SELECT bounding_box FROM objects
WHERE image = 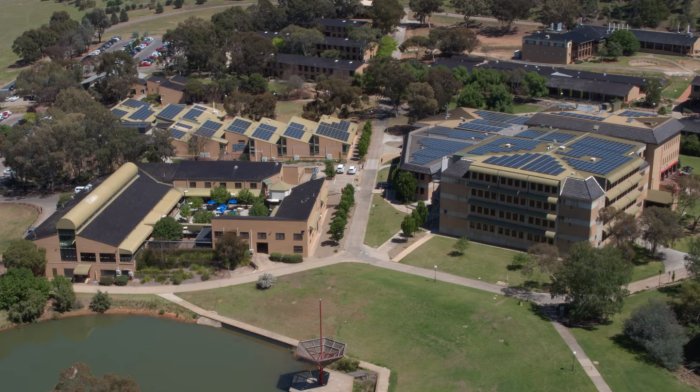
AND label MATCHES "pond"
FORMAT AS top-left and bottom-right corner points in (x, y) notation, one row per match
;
(0, 315), (308, 391)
